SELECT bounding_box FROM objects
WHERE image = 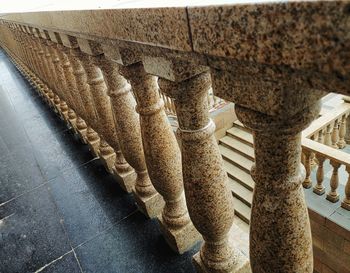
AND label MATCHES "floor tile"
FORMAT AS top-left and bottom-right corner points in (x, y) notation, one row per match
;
(39, 251), (82, 273)
(0, 186), (71, 273)
(48, 160), (137, 247)
(75, 211), (200, 273)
